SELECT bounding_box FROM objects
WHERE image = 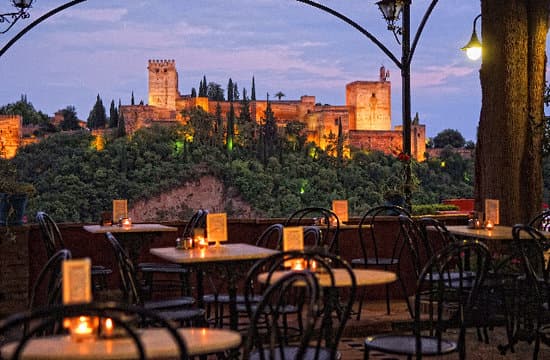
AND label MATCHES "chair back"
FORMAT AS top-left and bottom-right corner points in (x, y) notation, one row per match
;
(243, 249), (356, 359)
(414, 240), (491, 357)
(29, 249), (72, 310)
(357, 205), (411, 266)
(36, 212), (65, 259)
(181, 209), (208, 238)
(284, 207), (340, 254)
(104, 232), (143, 305)
(529, 210), (550, 232)
(0, 302), (189, 360)
(418, 217), (457, 260)
(255, 223), (284, 249)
